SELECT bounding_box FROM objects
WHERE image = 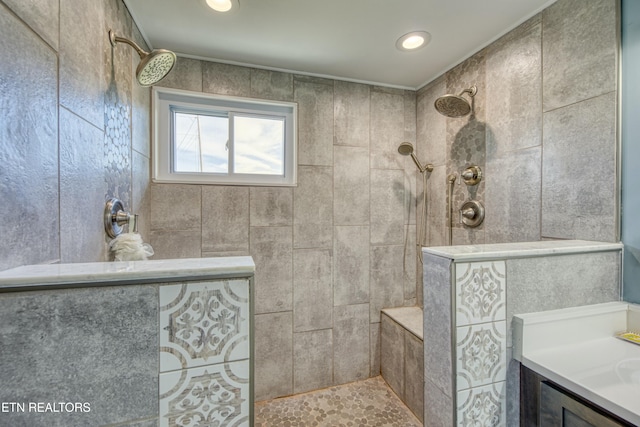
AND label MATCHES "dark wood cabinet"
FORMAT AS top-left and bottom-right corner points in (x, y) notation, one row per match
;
(521, 366), (635, 427)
